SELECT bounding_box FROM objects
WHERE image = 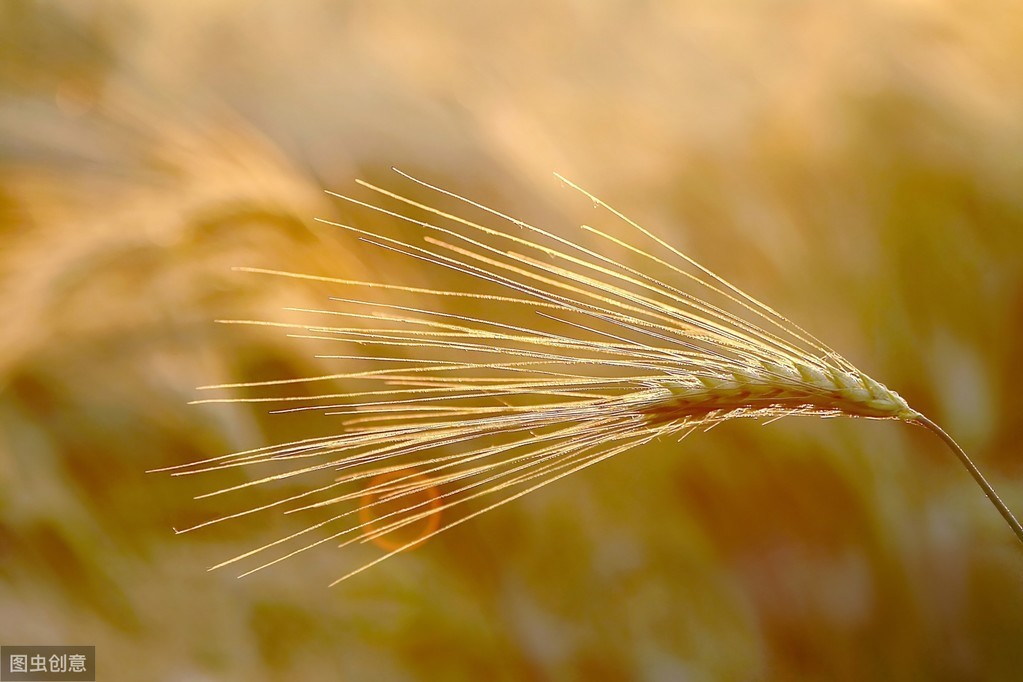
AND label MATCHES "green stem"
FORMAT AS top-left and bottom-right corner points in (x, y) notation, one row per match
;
(914, 415), (1023, 546)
